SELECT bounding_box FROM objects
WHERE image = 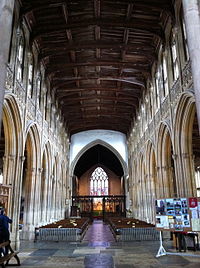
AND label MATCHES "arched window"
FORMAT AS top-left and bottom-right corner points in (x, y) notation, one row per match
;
(180, 9), (189, 61)
(171, 33), (179, 81)
(36, 73), (42, 108)
(27, 53), (33, 97)
(149, 84), (153, 119)
(162, 53), (169, 97)
(90, 167), (108, 196)
(16, 33), (24, 81)
(195, 167), (200, 197)
(155, 68), (161, 109)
